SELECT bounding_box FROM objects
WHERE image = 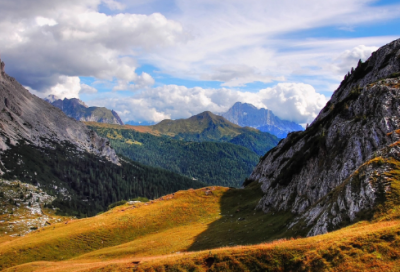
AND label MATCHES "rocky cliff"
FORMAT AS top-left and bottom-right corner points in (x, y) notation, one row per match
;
(0, 59), (119, 164)
(45, 97), (124, 125)
(249, 38), (400, 236)
(222, 102), (303, 138)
